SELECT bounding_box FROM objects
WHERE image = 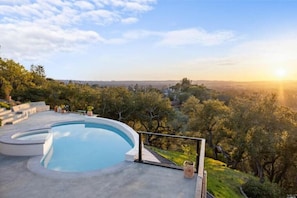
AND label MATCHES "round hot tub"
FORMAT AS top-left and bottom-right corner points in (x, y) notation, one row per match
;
(12, 130), (50, 141)
(0, 129), (53, 156)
